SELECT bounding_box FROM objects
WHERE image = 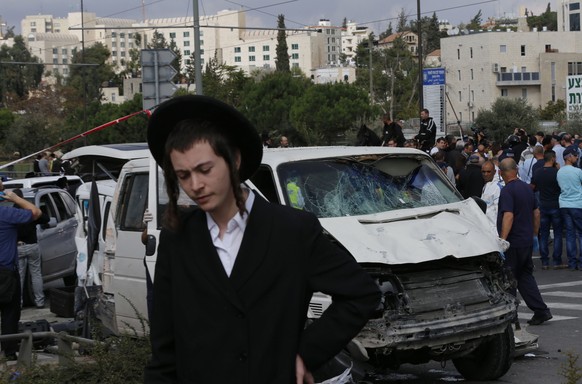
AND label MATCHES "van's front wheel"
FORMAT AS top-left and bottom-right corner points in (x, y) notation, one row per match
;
(452, 324), (514, 381)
